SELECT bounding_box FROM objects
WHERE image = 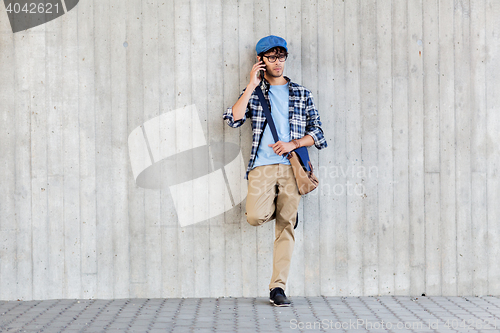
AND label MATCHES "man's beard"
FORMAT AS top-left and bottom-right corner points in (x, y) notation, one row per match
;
(267, 68), (283, 78)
